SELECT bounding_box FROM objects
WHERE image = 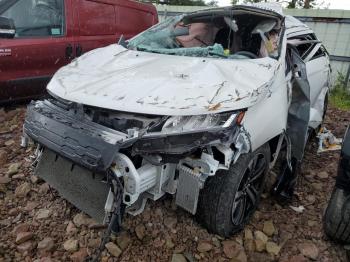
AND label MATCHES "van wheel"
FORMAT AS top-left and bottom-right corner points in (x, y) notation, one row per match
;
(324, 188), (350, 243)
(196, 144), (270, 237)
